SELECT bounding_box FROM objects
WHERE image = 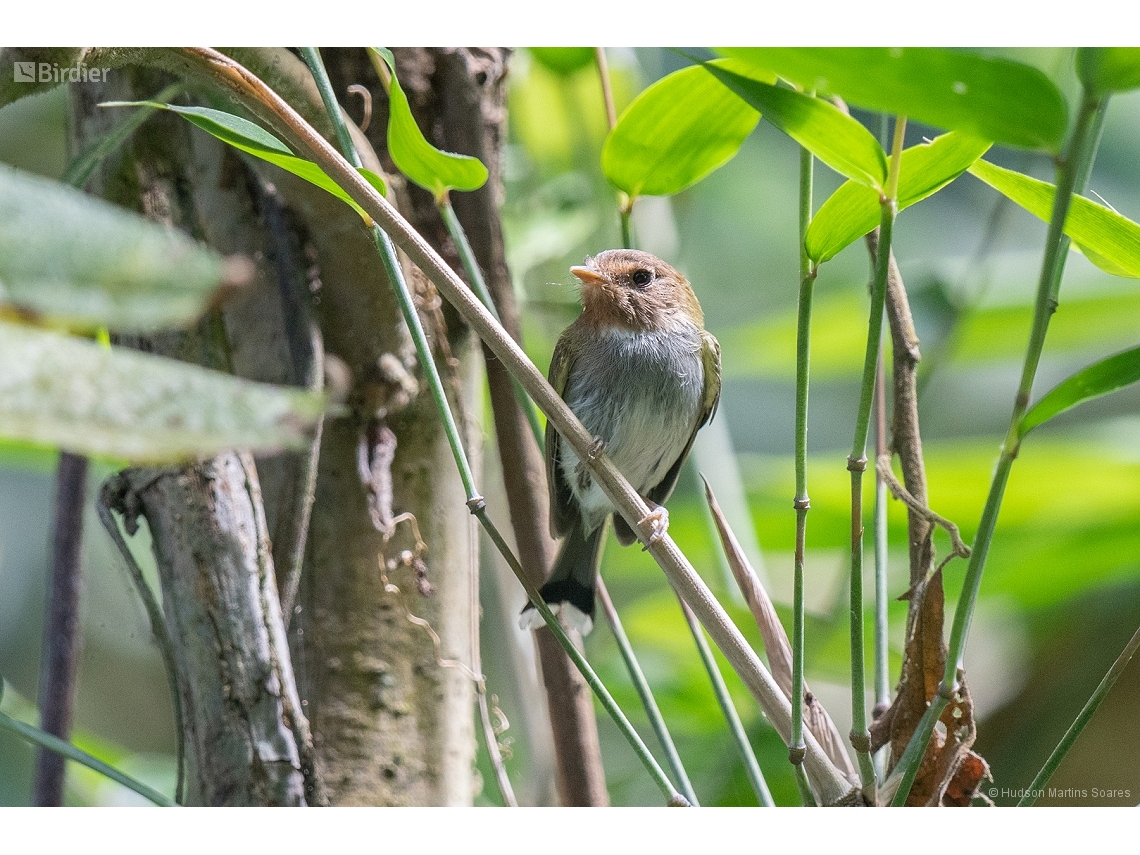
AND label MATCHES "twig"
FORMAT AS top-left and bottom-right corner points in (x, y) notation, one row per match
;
(875, 455), (971, 561)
